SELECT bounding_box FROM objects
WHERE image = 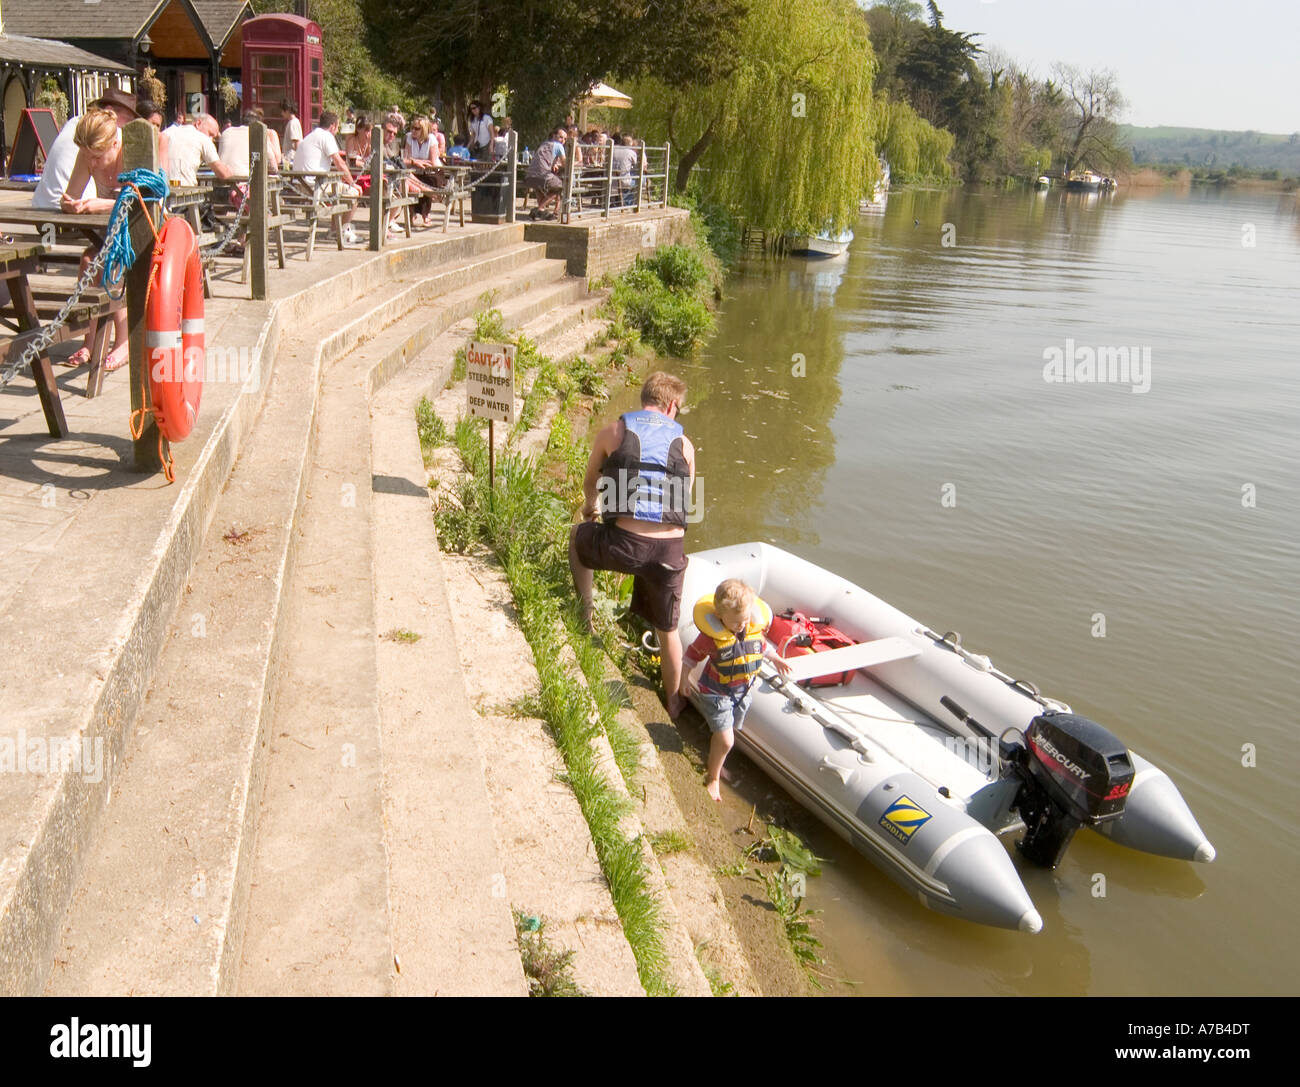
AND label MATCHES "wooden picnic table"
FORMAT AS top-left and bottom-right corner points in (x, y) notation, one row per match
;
(0, 207), (113, 250)
(0, 240), (68, 437)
